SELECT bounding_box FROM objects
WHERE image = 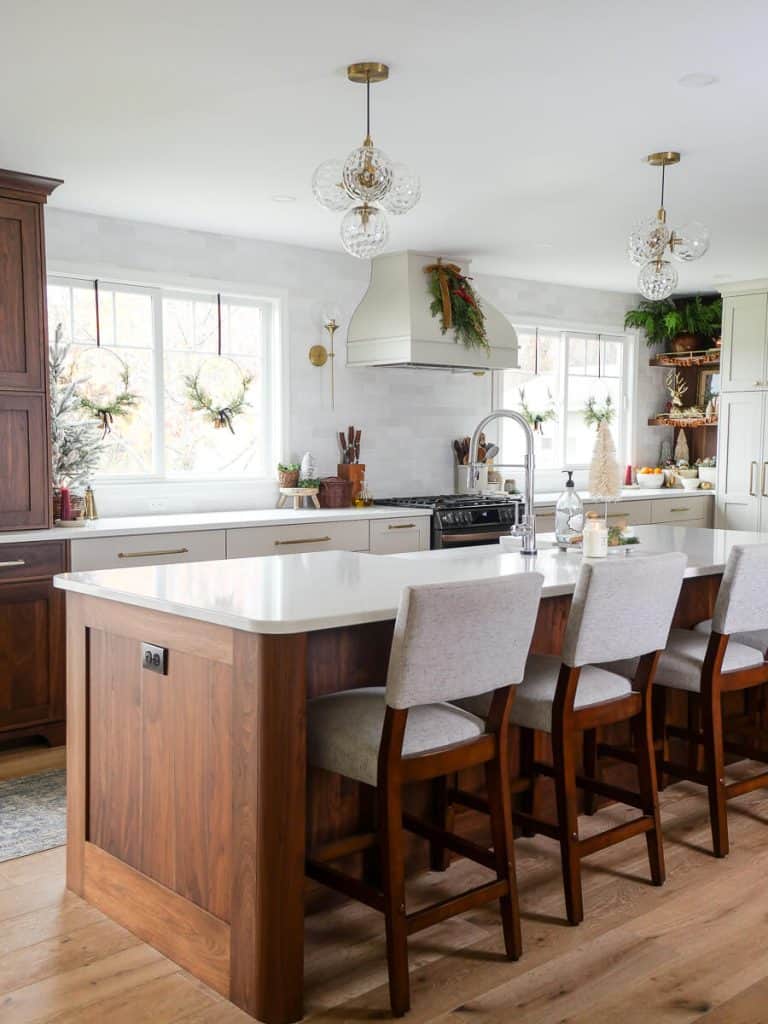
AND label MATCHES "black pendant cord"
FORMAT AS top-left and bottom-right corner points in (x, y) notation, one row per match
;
(217, 292), (222, 357)
(94, 279), (101, 347)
